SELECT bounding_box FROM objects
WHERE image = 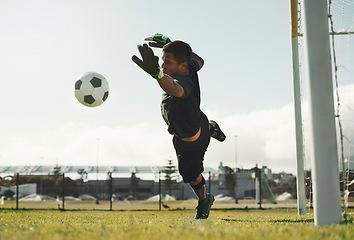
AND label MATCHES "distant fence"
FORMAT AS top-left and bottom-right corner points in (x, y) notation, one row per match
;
(2, 170), (344, 211)
(0, 172), (306, 210)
